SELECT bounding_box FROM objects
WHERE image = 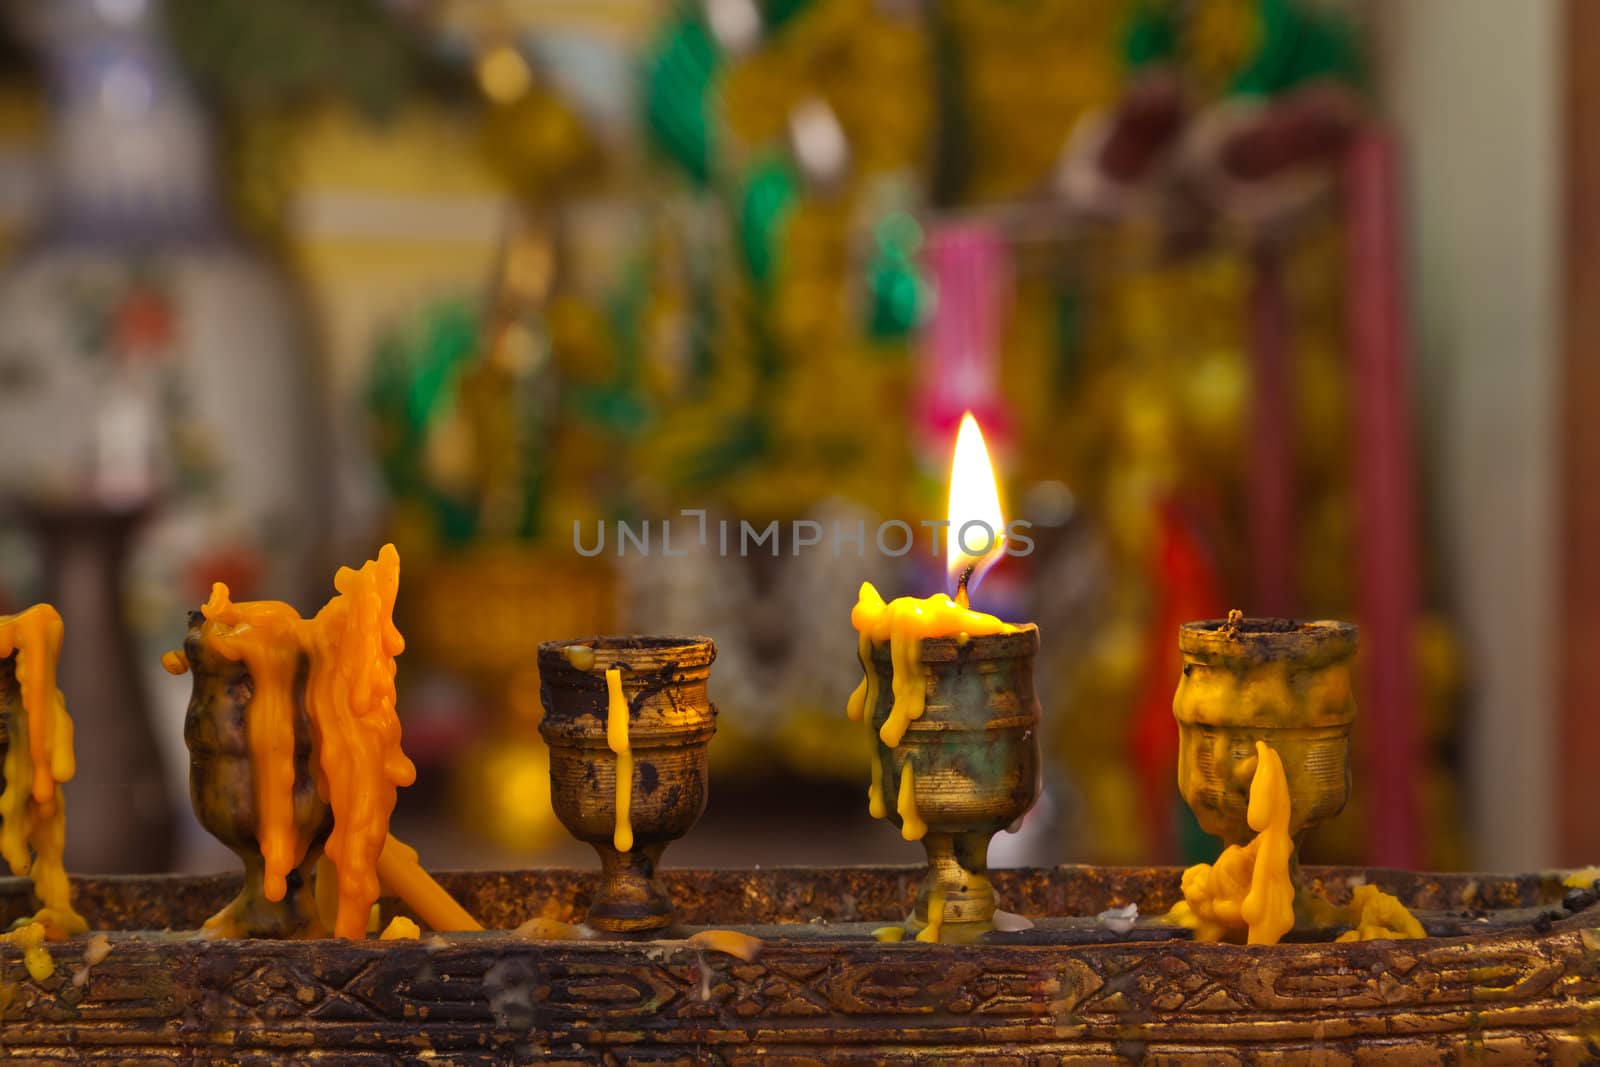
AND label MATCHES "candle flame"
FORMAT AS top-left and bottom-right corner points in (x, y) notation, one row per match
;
(946, 411), (1006, 597)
